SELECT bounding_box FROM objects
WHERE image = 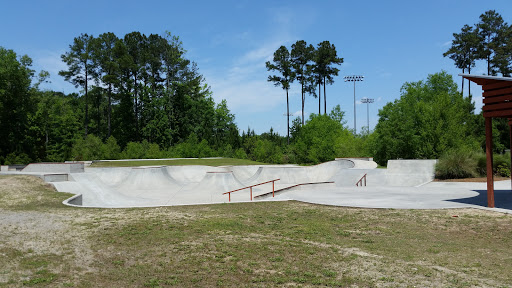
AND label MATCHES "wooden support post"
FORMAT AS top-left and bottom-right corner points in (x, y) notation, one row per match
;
(485, 117), (495, 208)
(250, 187), (252, 201)
(272, 181), (275, 197)
(510, 123), (512, 192)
